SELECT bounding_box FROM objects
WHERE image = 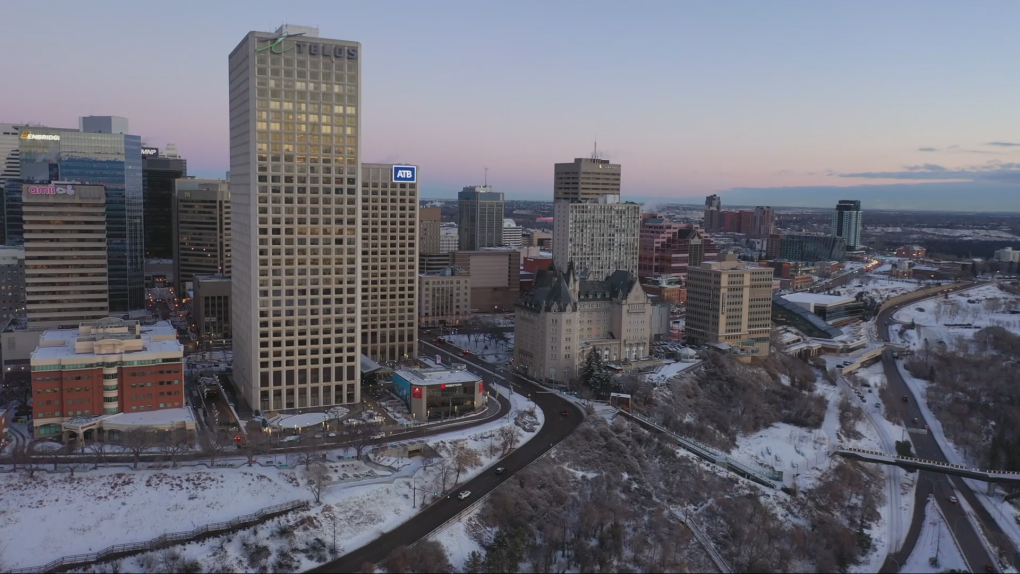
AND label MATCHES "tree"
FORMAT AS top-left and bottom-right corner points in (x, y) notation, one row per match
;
(88, 441), (107, 470)
(453, 443), (482, 485)
(463, 550), (484, 574)
(498, 424), (521, 457)
(383, 541), (451, 574)
(580, 348), (614, 397)
(322, 504), (341, 554)
(307, 460), (329, 503)
(199, 430), (229, 468)
(157, 429), (192, 468)
(242, 431), (269, 464)
(124, 430), (155, 469)
(347, 422), (374, 459)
